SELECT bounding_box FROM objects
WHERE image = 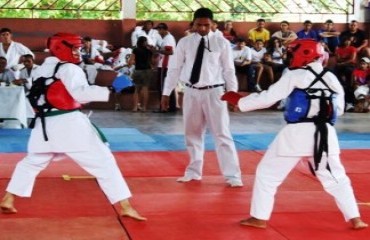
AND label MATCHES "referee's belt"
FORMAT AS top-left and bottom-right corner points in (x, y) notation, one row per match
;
(185, 83), (224, 90)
